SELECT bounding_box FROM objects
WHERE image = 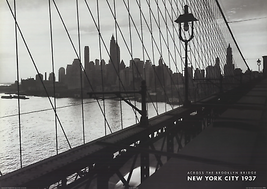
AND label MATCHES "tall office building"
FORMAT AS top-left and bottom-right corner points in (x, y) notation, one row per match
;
(58, 67), (66, 83)
(36, 73), (43, 82)
(66, 59), (82, 90)
(194, 68), (204, 79)
(224, 44), (234, 76)
(214, 57), (221, 78)
(110, 35), (120, 67)
(84, 46), (90, 69)
(48, 72), (55, 82)
(109, 35), (120, 84)
(206, 57), (221, 79)
(226, 44), (233, 65)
